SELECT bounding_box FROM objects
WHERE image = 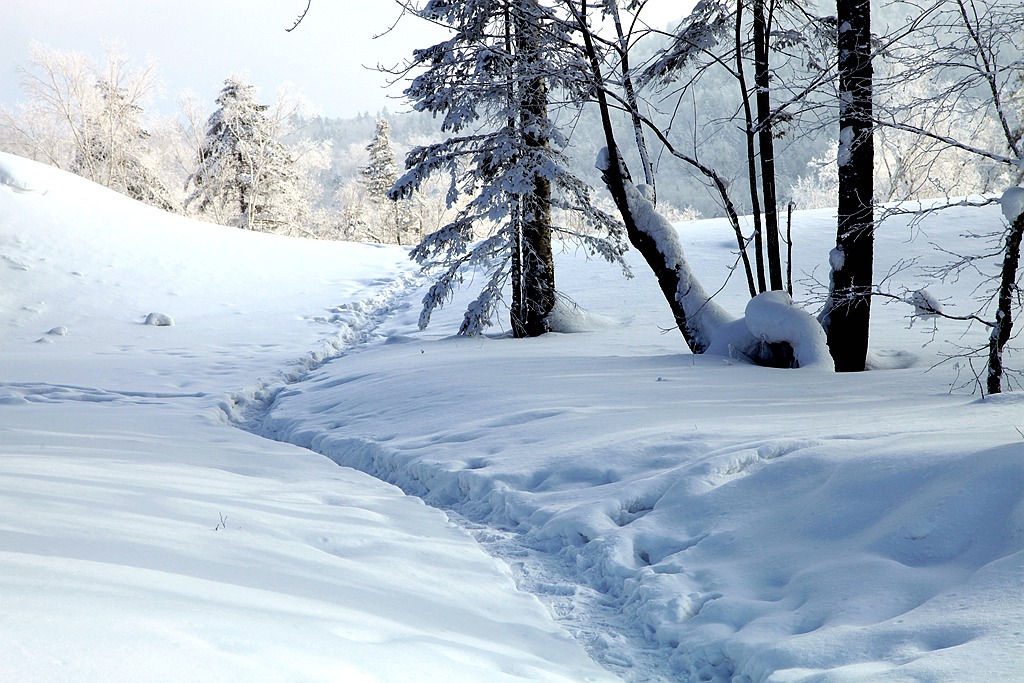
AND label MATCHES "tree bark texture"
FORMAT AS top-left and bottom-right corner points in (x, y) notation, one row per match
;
(511, 0), (556, 338)
(827, 0), (874, 372)
(752, 0), (783, 291)
(987, 210), (1024, 394)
